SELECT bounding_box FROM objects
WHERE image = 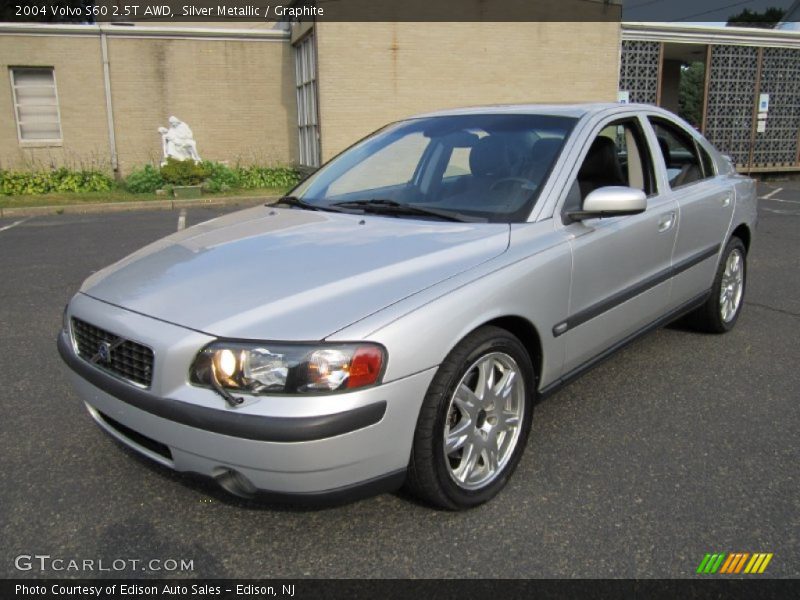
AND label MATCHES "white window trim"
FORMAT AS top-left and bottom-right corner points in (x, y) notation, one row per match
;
(10, 67), (64, 146)
(294, 34), (320, 167)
